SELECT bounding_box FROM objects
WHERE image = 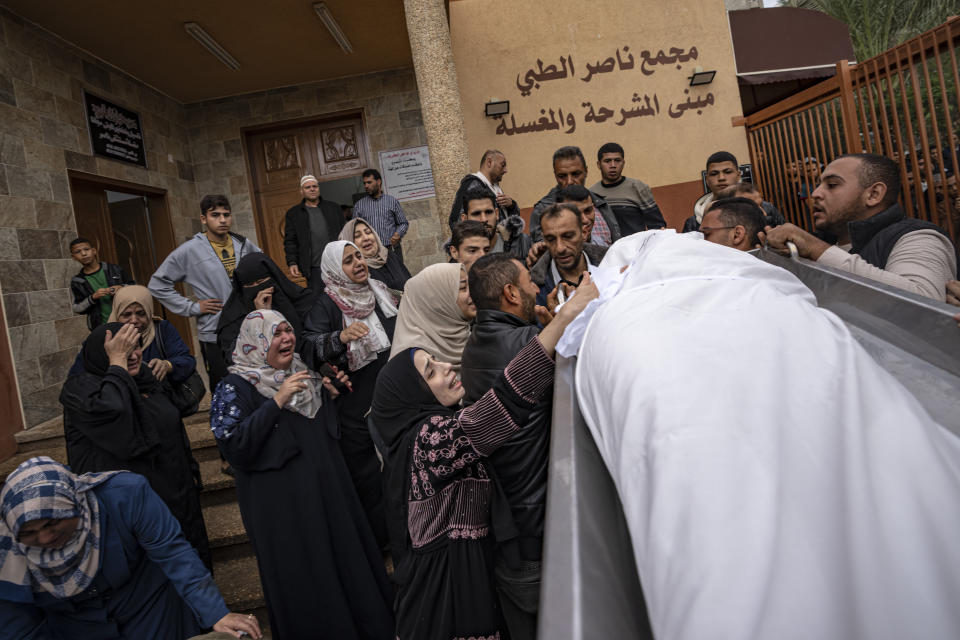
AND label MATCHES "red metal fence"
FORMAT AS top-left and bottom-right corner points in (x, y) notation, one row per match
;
(743, 17), (960, 243)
